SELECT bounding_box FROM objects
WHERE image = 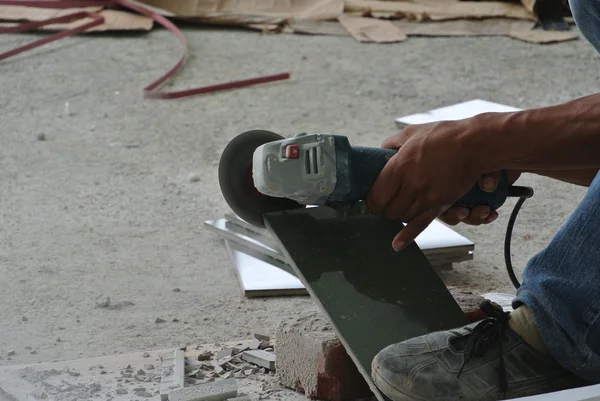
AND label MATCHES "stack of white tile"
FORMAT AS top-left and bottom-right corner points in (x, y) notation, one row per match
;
(204, 212), (474, 297)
